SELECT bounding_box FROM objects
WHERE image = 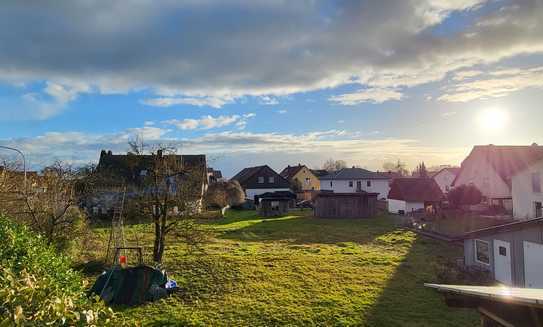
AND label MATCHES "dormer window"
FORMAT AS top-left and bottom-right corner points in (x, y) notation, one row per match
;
(258, 176), (264, 183)
(268, 176), (274, 183)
